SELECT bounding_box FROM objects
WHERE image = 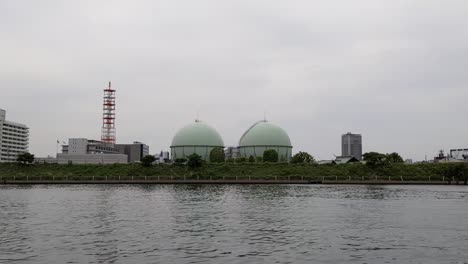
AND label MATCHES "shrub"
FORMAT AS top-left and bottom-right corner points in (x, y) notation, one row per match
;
(141, 155), (156, 167)
(291, 151), (315, 164)
(363, 152), (388, 169)
(209, 147), (225, 163)
(386, 152), (404, 164)
(17, 152), (35, 165)
(187, 153), (203, 169)
(263, 149), (279, 163)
